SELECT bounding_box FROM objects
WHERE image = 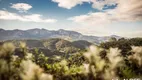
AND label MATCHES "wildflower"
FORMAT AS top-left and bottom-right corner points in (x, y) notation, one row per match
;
(129, 46), (142, 66)
(12, 55), (19, 61)
(95, 60), (105, 71)
(83, 46), (106, 79)
(104, 69), (118, 80)
(19, 42), (26, 48)
(83, 46), (103, 63)
(0, 43), (15, 58)
(20, 60), (53, 80)
(107, 48), (123, 69)
(103, 48), (123, 80)
(39, 73), (53, 80)
(131, 46), (142, 53)
(83, 63), (89, 73)
(25, 53), (33, 59)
